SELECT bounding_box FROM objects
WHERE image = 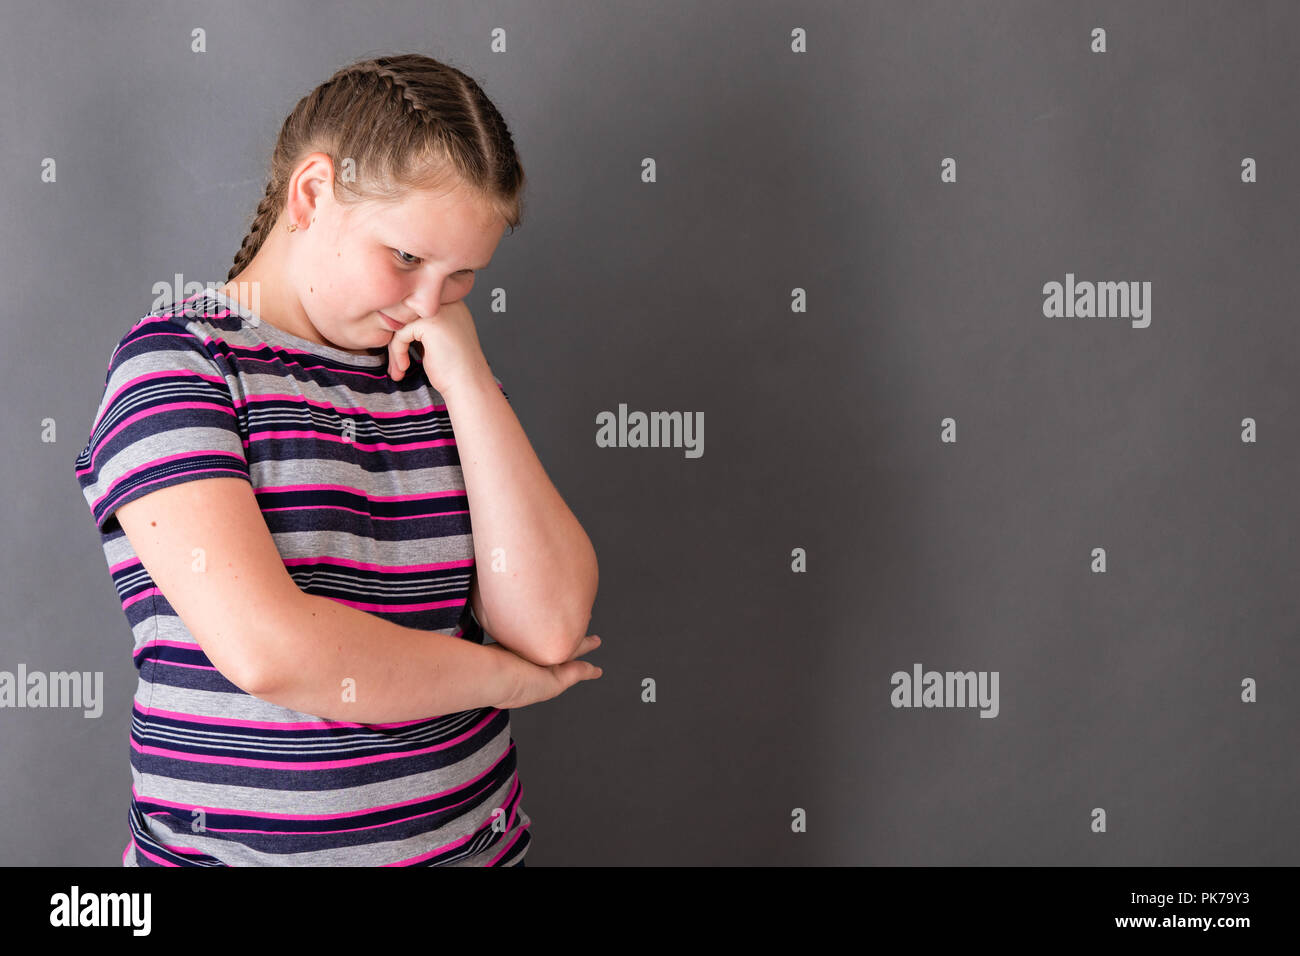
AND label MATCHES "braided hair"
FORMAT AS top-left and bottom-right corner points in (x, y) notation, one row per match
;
(227, 53), (525, 282)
